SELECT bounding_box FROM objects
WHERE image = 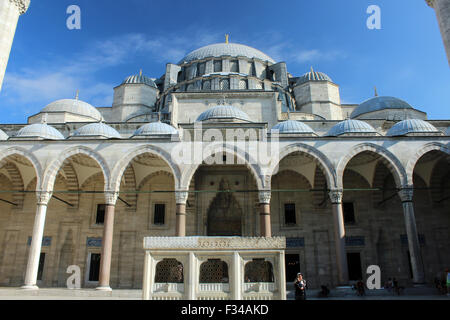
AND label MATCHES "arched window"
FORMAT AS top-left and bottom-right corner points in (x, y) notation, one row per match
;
(244, 259), (274, 283)
(255, 82), (263, 90)
(197, 63), (206, 76)
(230, 60), (239, 73)
(203, 80), (211, 91)
(214, 60), (222, 72)
(239, 79), (248, 90)
(155, 259), (184, 283)
(219, 79), (230, 90)
(200, 259), (229, 283)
